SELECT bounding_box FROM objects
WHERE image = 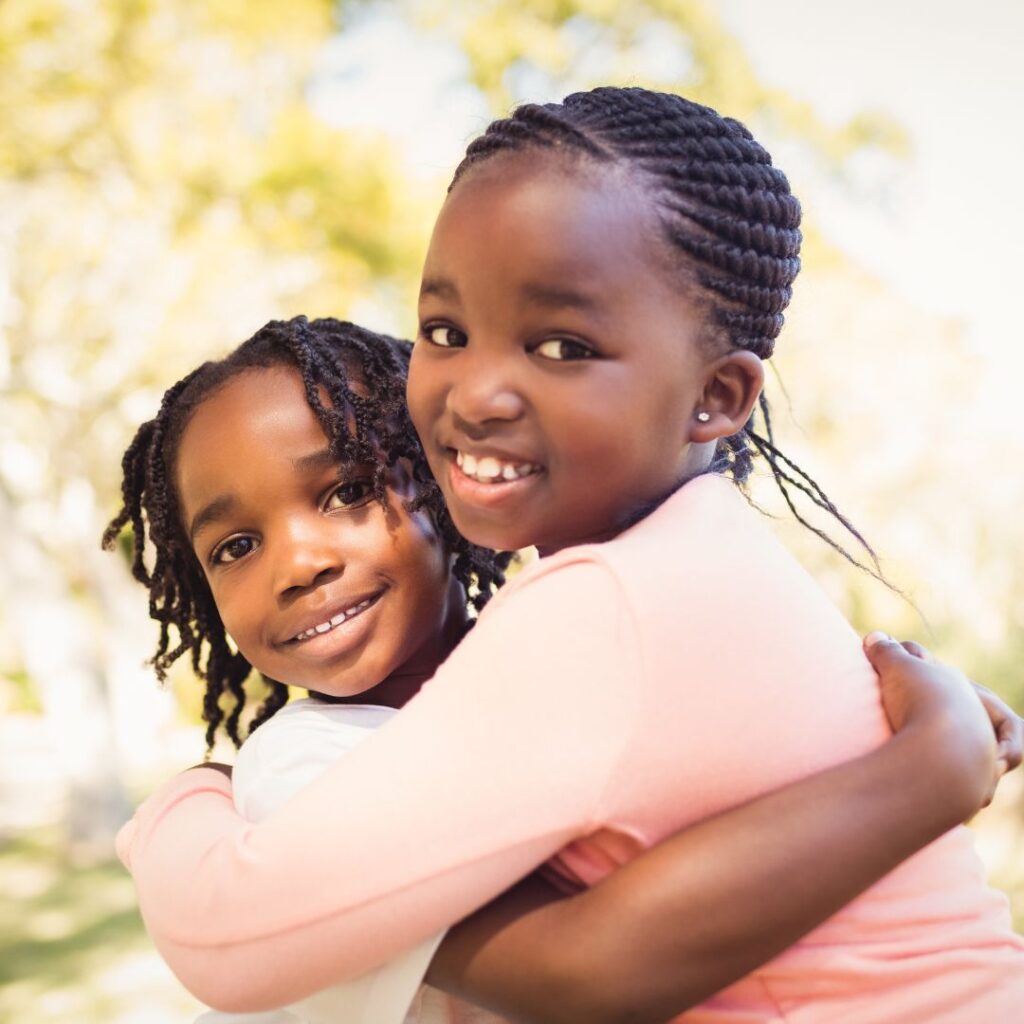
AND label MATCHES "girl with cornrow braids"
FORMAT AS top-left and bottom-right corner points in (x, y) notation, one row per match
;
(118, 89), (1024, 1024)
